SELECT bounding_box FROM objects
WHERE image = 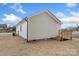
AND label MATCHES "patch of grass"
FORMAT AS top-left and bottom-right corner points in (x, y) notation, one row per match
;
(6, 30), (15, 32)
(0, 30), (15, 33)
